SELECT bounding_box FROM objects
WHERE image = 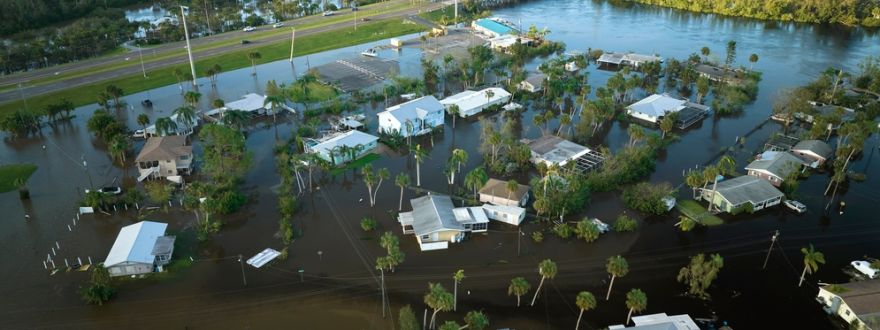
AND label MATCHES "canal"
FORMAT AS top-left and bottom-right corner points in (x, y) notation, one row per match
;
(1, 0), (879, 328)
